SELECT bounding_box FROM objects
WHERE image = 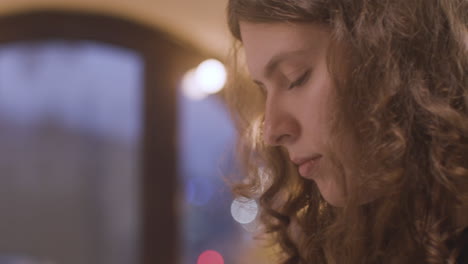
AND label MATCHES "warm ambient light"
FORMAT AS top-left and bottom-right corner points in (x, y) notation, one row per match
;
(231, 197), (258, 224)
(181, 59), (227, 100)
(197, 250), (224, 264)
